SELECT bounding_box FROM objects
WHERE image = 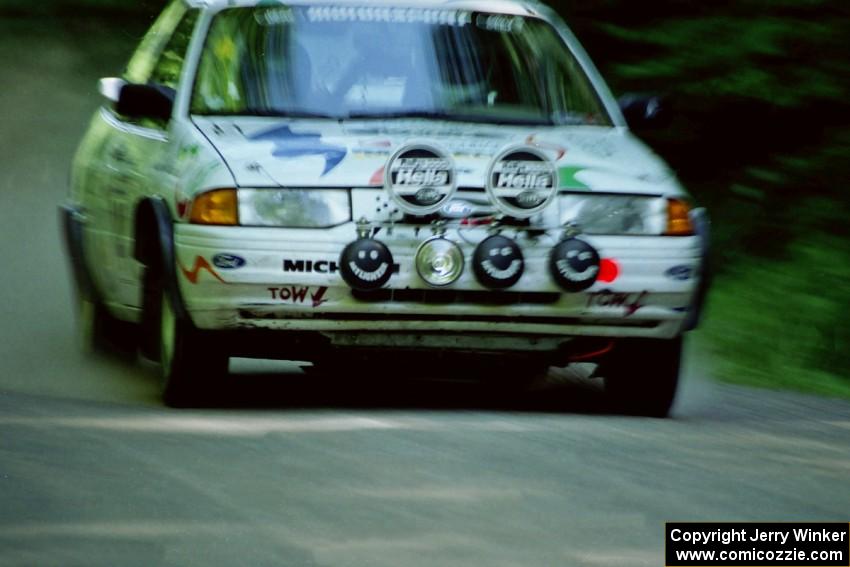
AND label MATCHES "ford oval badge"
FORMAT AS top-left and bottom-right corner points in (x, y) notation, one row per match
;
(212, 253), (247, 269)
